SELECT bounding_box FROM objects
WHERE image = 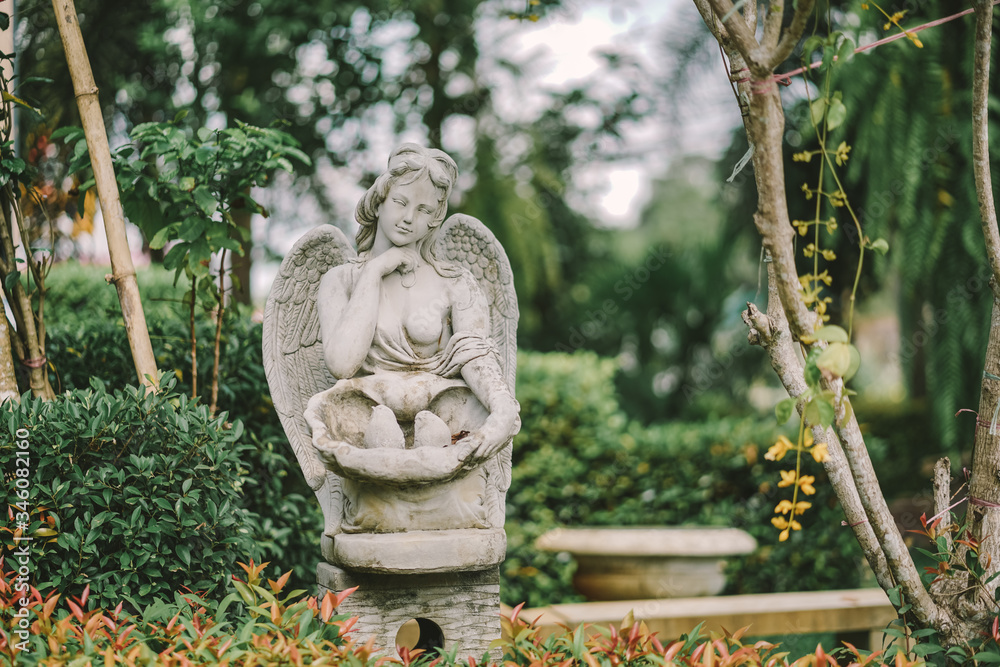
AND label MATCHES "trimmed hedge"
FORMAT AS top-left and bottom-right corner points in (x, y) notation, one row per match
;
(506, 351), (883, 607)
(0, 378), (258, 611)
